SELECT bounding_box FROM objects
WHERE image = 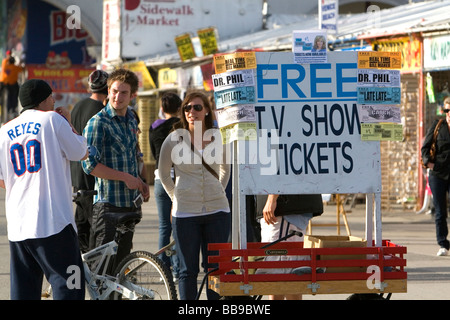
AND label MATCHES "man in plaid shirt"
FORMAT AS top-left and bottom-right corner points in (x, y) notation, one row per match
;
(82, 69), (149, 269)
